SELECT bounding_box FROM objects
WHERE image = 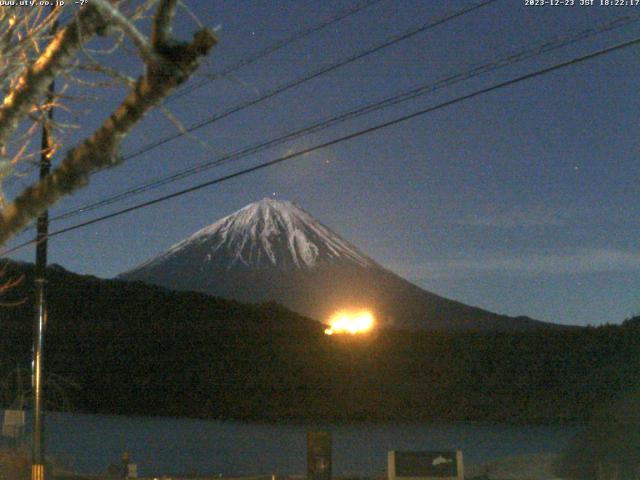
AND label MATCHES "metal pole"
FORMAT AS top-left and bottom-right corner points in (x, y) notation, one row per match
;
(32, 10), (57, 480)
